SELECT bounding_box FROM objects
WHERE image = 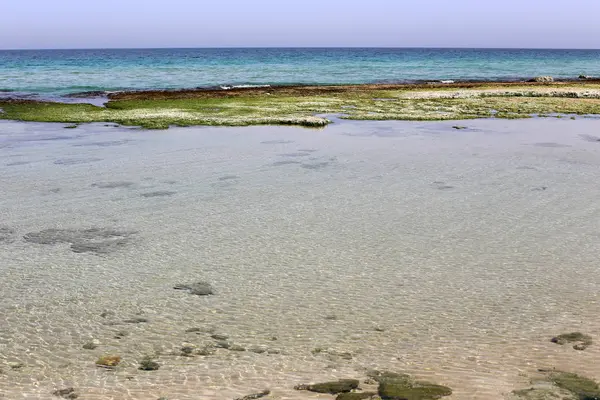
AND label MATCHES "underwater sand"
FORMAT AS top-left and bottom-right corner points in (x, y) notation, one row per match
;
(1, 118), (600, 399)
